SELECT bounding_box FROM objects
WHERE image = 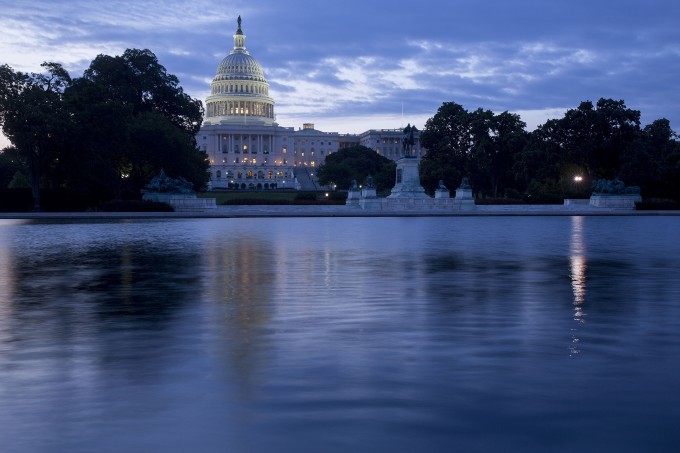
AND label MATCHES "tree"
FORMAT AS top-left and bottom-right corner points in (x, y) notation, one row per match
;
(0, 63), (72, 210)
(420, 102), (528, 196)
(419, 102), (472, 193)
(65, 49), (208, 197)
(317, 145), (395, 191)
(515, 98), (645, 199)
(0, 146), (24, 188)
